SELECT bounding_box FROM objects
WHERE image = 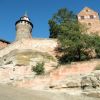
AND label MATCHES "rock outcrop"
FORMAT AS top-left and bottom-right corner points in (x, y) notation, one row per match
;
(81, 70), (100, 98)
(81, 71), (100, 90)
(49, 70), (100, 98)
(0, 38), (100, 98)
(0, 49), (57, 84)
(0, 49), (57, 66)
